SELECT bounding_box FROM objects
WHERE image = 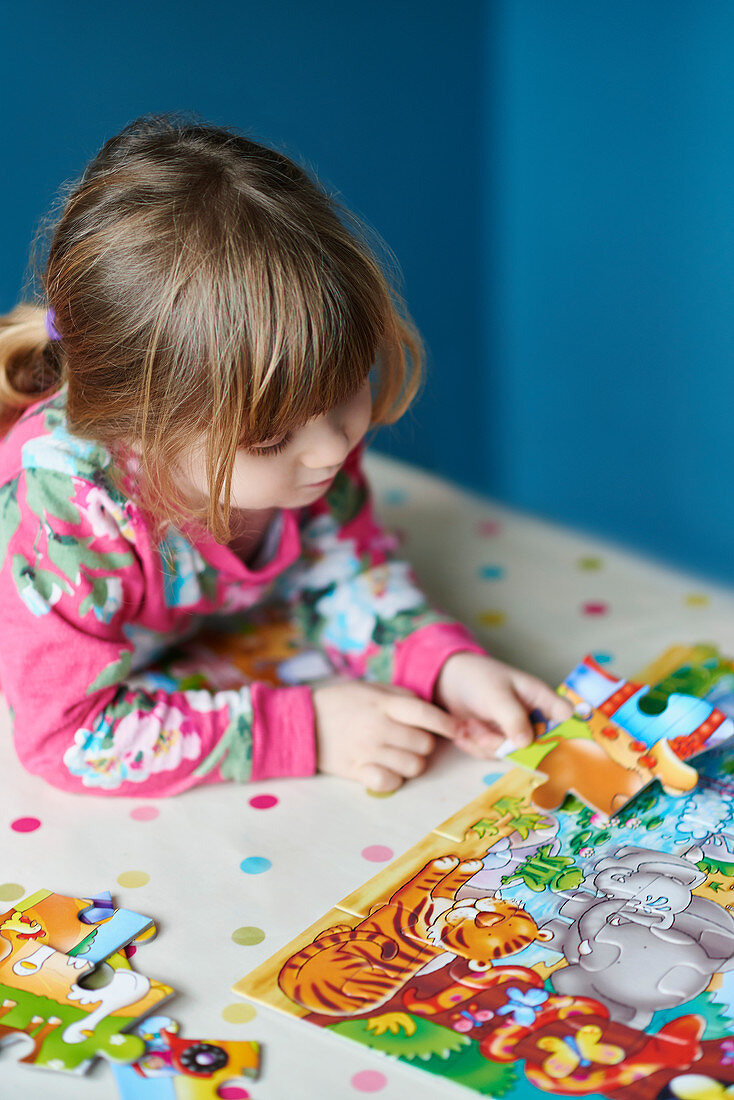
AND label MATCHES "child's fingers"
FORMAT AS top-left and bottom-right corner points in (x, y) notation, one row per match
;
(382, 725), (436, 757)
(372, 745), (430, 780)
(479, 694), (535, 750)
(512, 672), (573, 725)
(382, 694), (459, 740)
(358, 762), (405, 793)
(455, 718), (505, 758)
